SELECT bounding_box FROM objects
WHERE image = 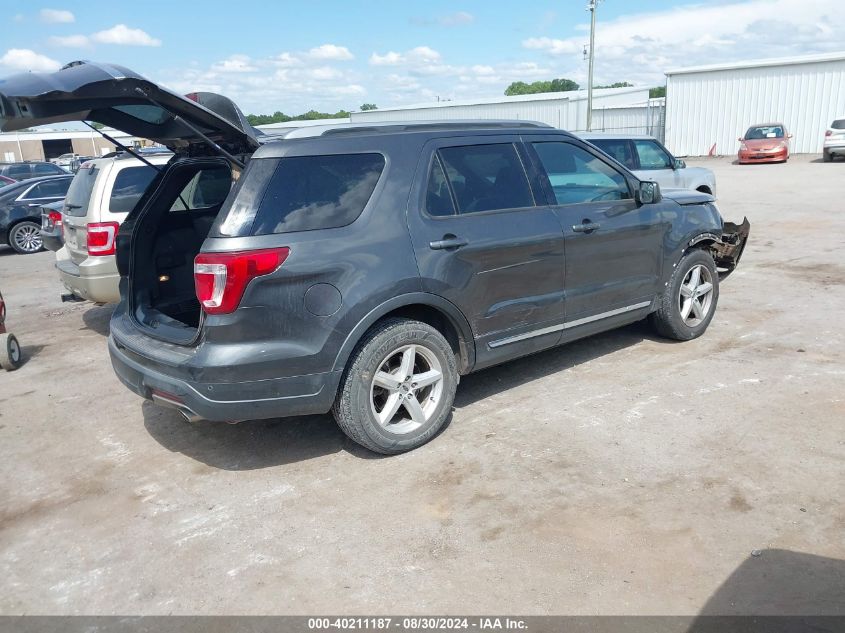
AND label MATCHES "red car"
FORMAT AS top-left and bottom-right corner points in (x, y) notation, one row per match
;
(0, 175), (16, 186)
(738, 123), (791, 164)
